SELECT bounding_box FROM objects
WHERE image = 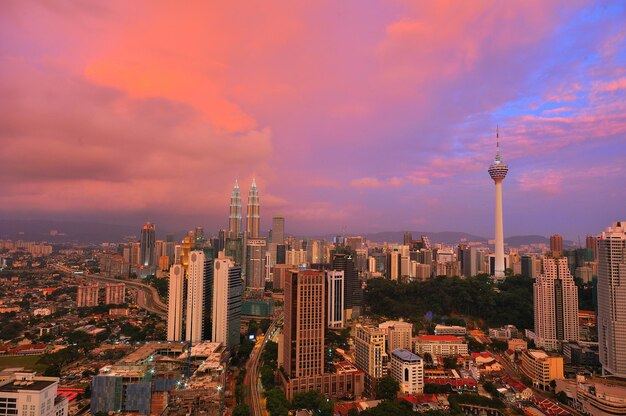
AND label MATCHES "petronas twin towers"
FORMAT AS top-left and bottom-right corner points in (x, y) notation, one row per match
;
(228, 178), (260, 239)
